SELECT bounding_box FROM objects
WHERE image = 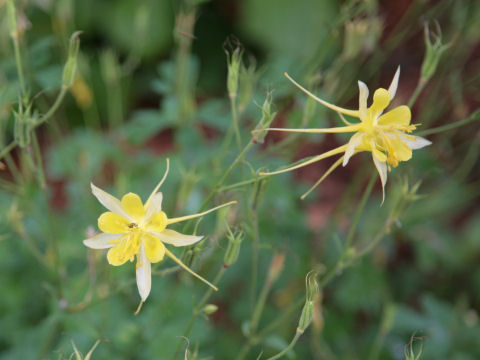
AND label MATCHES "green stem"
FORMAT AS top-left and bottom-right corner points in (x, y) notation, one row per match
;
(230, 95), (241, 150)
(11, 32), (27, 100)
(182, 141), (255, 232)
(407, 78), (427, 108)
(249, 273), (272, 335)
(345, 172), (377, 249)
(31, 132), (46, 188)
(266, 329), (303, 360)
(0, 89), (67, 161)
(416, 108), (480, 137)
(171, 266), (226, 360)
